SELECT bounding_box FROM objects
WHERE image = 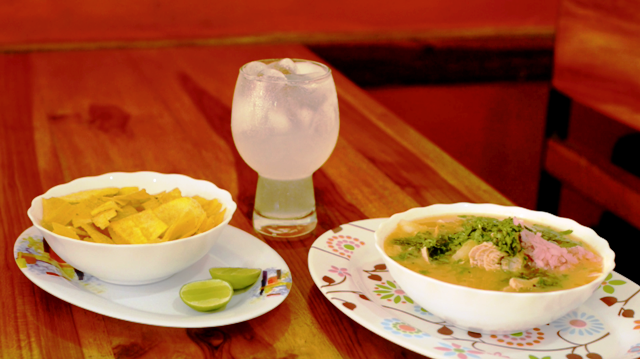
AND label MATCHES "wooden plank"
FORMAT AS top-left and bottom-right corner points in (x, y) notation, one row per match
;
(0, 26), (556, 54)
(544, 137), (640, 229)
(553, 0), (640, 132)
(0, 0), (559, 49)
